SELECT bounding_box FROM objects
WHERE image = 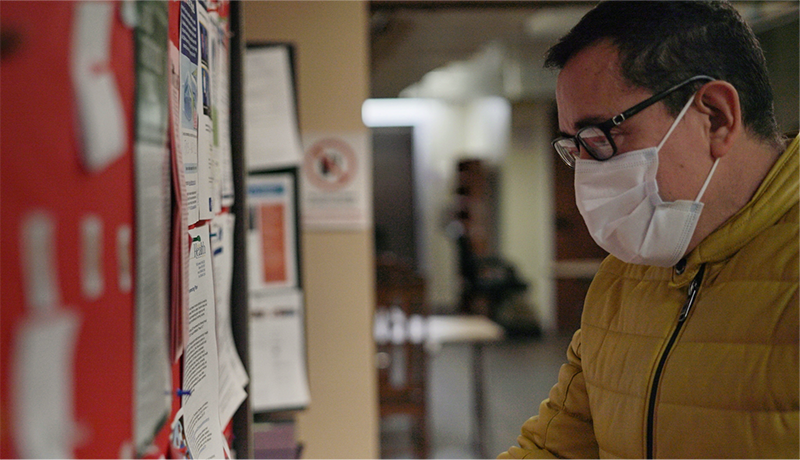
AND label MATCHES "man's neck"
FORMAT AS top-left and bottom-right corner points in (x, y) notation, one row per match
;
(685, 135), (784, 255)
